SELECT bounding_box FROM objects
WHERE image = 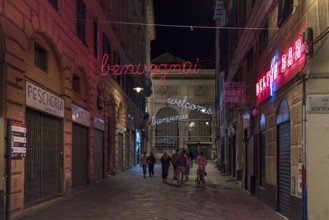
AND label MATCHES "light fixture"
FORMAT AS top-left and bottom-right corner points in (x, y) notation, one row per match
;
(133, 86), (144, 93)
